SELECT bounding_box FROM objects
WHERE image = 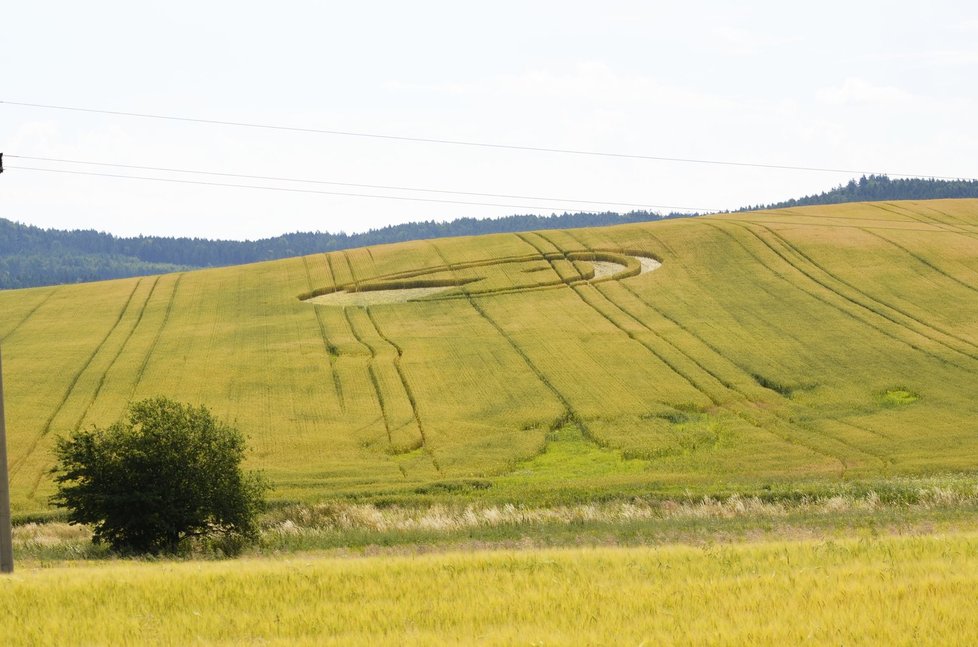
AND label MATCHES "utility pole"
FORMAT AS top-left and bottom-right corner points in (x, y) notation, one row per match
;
(0, 152), (12, 572)
(0, 345), (13, 573)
